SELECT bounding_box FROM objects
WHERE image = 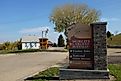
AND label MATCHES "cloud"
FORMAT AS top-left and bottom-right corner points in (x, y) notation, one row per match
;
(19, 26), (49, 33)
(101, 18), (120, 22)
